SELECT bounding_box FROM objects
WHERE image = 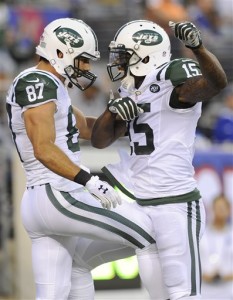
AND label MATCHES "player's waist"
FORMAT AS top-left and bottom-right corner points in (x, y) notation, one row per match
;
(135, 188), (201, 206)
(26, 184), (45, 190)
